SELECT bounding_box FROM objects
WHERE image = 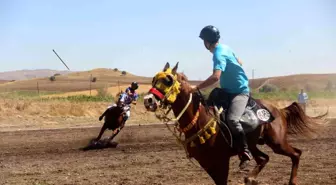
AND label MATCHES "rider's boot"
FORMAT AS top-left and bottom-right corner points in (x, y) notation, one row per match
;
(235, 130), (253, 170)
